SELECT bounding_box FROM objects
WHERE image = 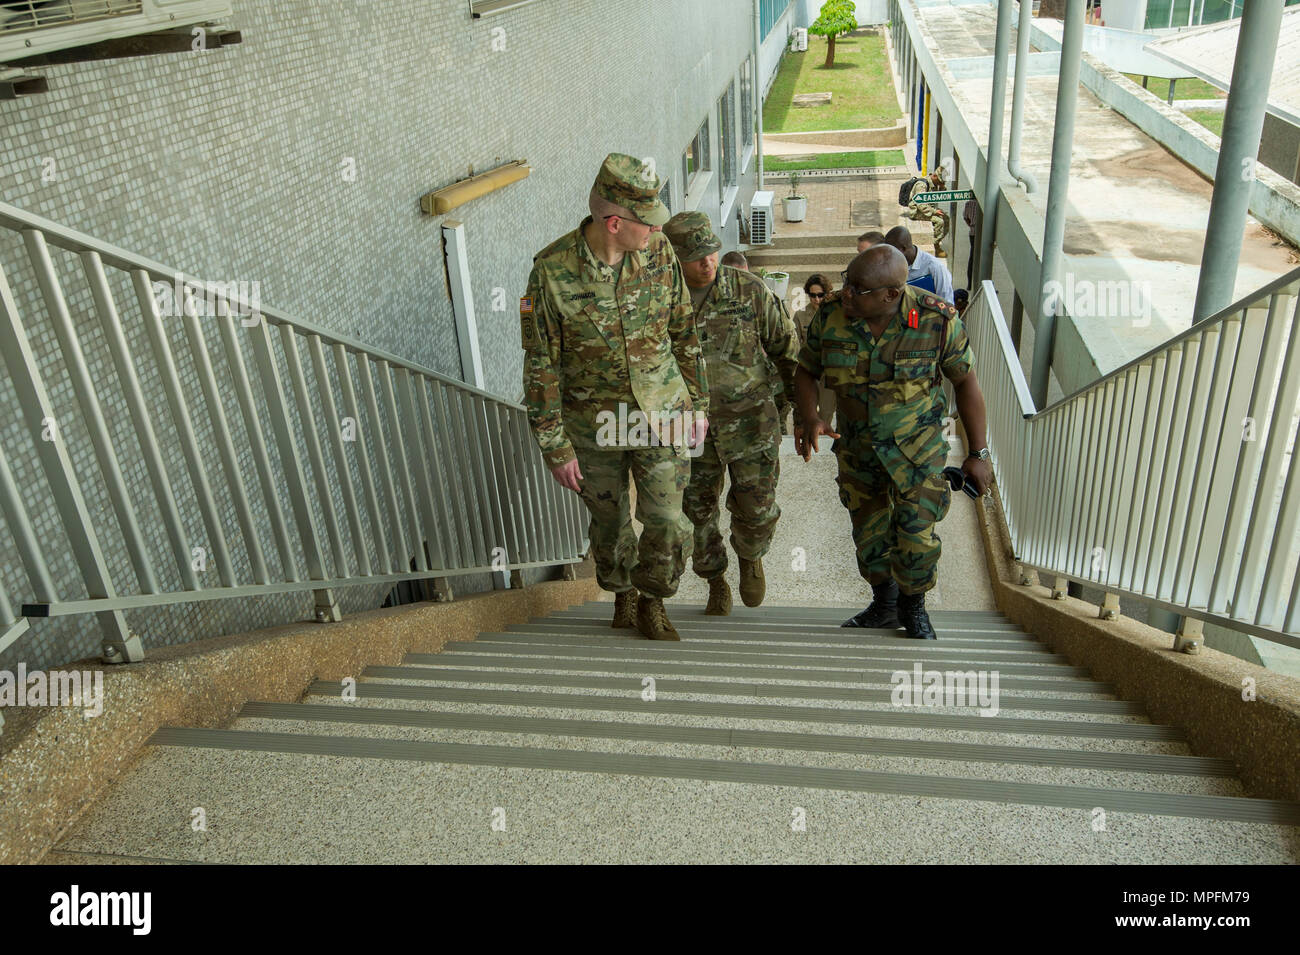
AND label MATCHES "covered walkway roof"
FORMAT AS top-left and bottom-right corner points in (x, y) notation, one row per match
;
(1147, 8), (1300, 128)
